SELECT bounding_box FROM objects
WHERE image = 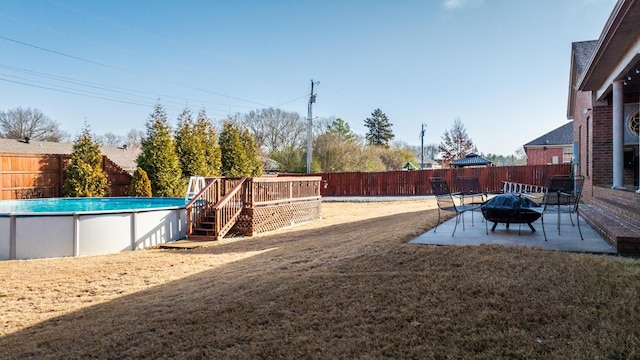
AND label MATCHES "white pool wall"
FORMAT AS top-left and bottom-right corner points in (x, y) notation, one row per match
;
(0, 208), (187, 260)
